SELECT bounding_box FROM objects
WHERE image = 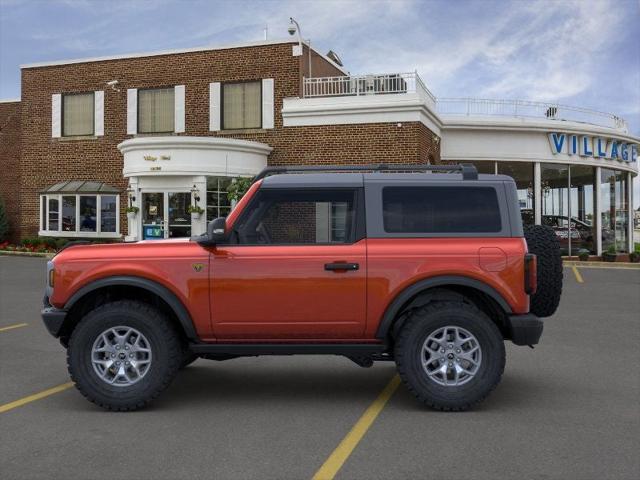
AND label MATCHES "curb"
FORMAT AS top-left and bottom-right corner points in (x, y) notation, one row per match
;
(563, 260), (640, 269)
(0, 251), (55, 259)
